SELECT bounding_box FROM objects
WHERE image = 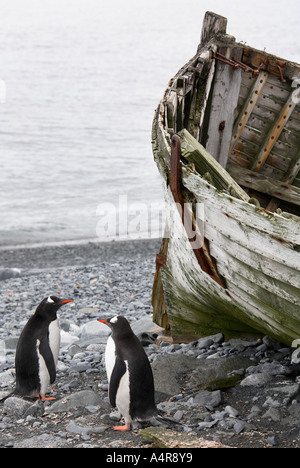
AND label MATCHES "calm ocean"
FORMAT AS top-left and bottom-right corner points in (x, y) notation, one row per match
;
(0, 0), (299, 246)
